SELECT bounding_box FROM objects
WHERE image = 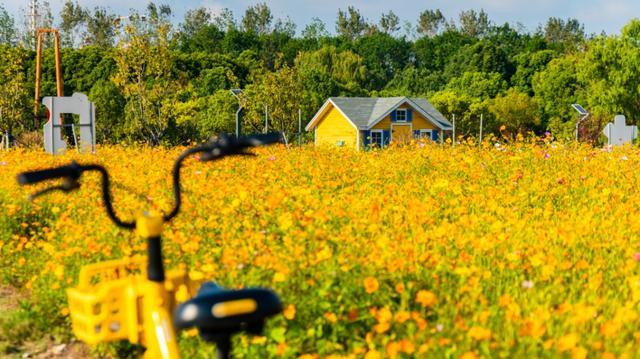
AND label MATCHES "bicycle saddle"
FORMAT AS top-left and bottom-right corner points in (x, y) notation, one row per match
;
(174, 282), (282, 340)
